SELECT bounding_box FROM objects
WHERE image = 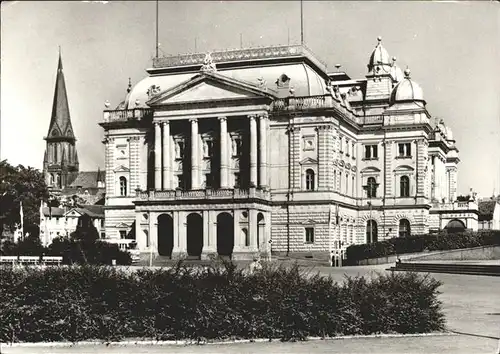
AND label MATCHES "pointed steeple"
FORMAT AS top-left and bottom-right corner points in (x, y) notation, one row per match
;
(47, 49), (75, 140)
(43, 48), (79, 191)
